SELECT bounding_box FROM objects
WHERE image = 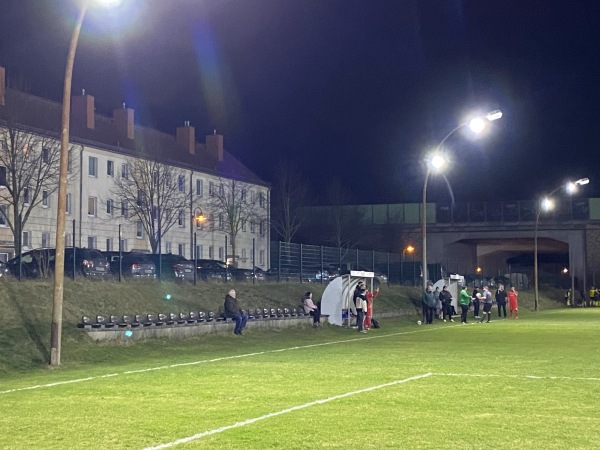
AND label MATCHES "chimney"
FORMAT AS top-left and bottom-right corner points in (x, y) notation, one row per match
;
(206, 131), (223, 162)
(71, 89), (95, 129)
(113, 103), (134, 140)
(0, 66), (5, 106)
(176, 121), (196, 155)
